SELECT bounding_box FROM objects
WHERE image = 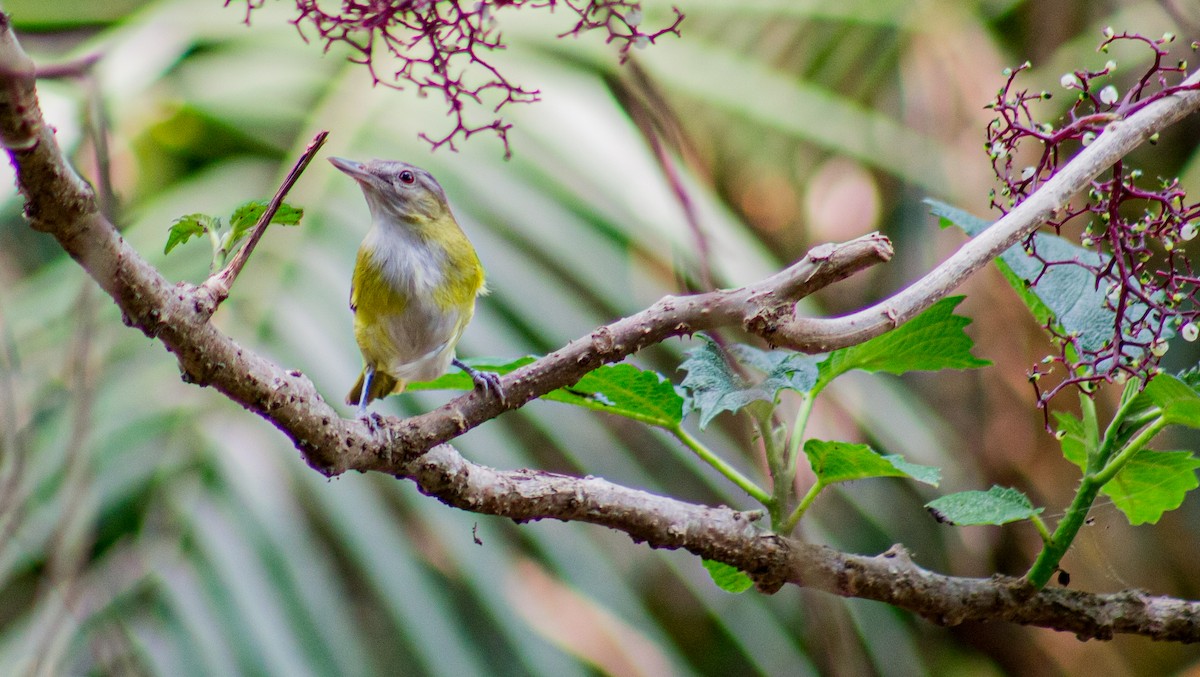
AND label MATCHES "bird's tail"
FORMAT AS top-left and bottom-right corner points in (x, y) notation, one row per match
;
(345, 369), (403, 406)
